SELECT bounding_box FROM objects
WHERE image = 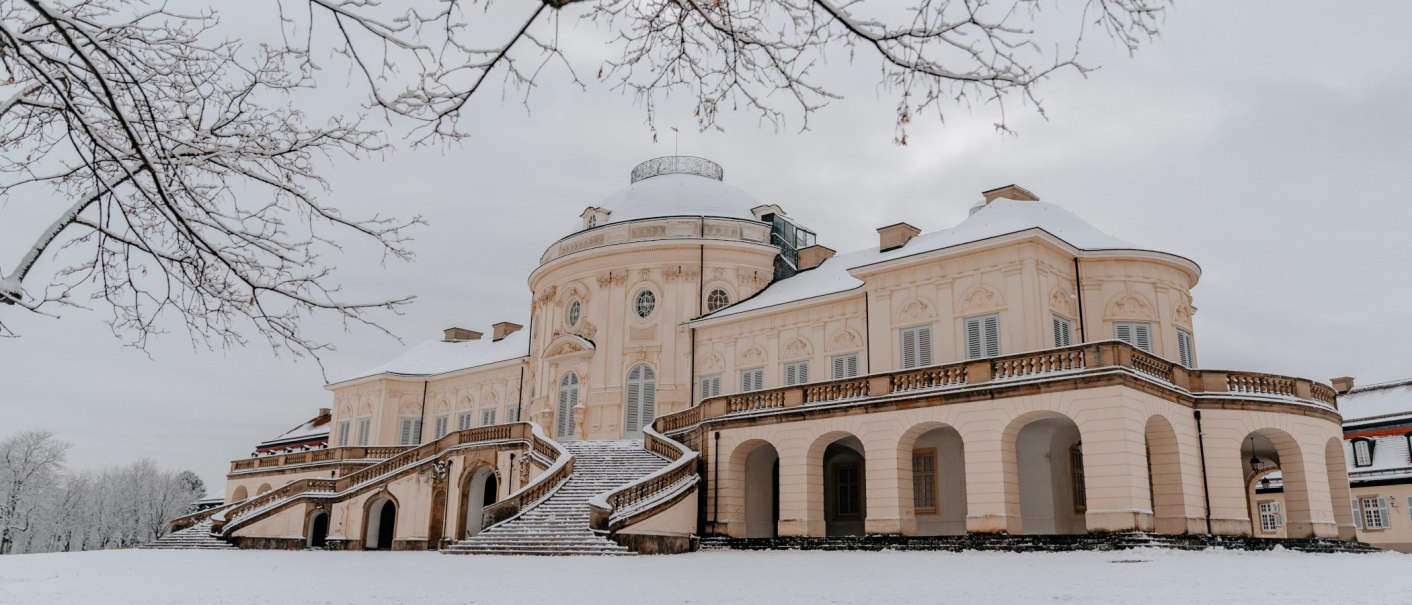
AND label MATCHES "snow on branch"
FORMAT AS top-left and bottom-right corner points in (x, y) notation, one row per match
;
(0, 0), (421, 363)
